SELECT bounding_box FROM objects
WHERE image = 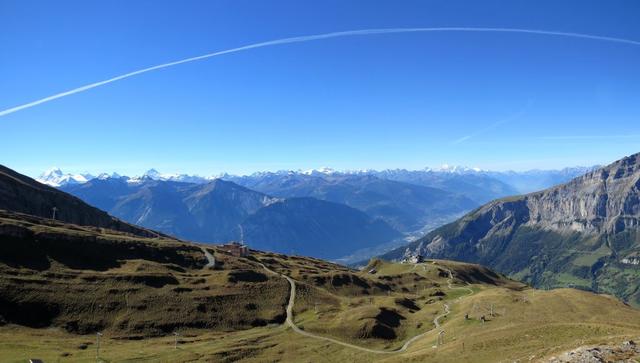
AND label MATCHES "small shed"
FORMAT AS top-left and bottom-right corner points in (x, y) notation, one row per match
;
(220, 241), (249, 257)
